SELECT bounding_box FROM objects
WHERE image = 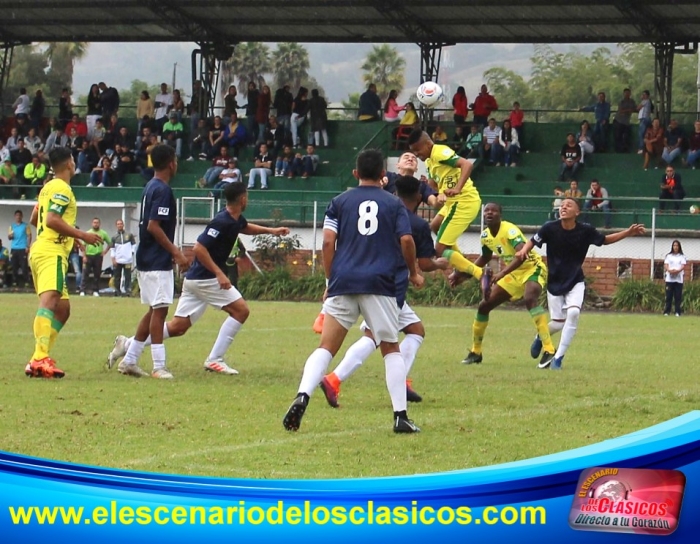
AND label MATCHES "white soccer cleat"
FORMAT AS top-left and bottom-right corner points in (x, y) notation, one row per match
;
(152, 367), (174, 379)
(118, 360), (149, 378)
(107, 335), (128, 368)
(204, 358), (239, 375)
